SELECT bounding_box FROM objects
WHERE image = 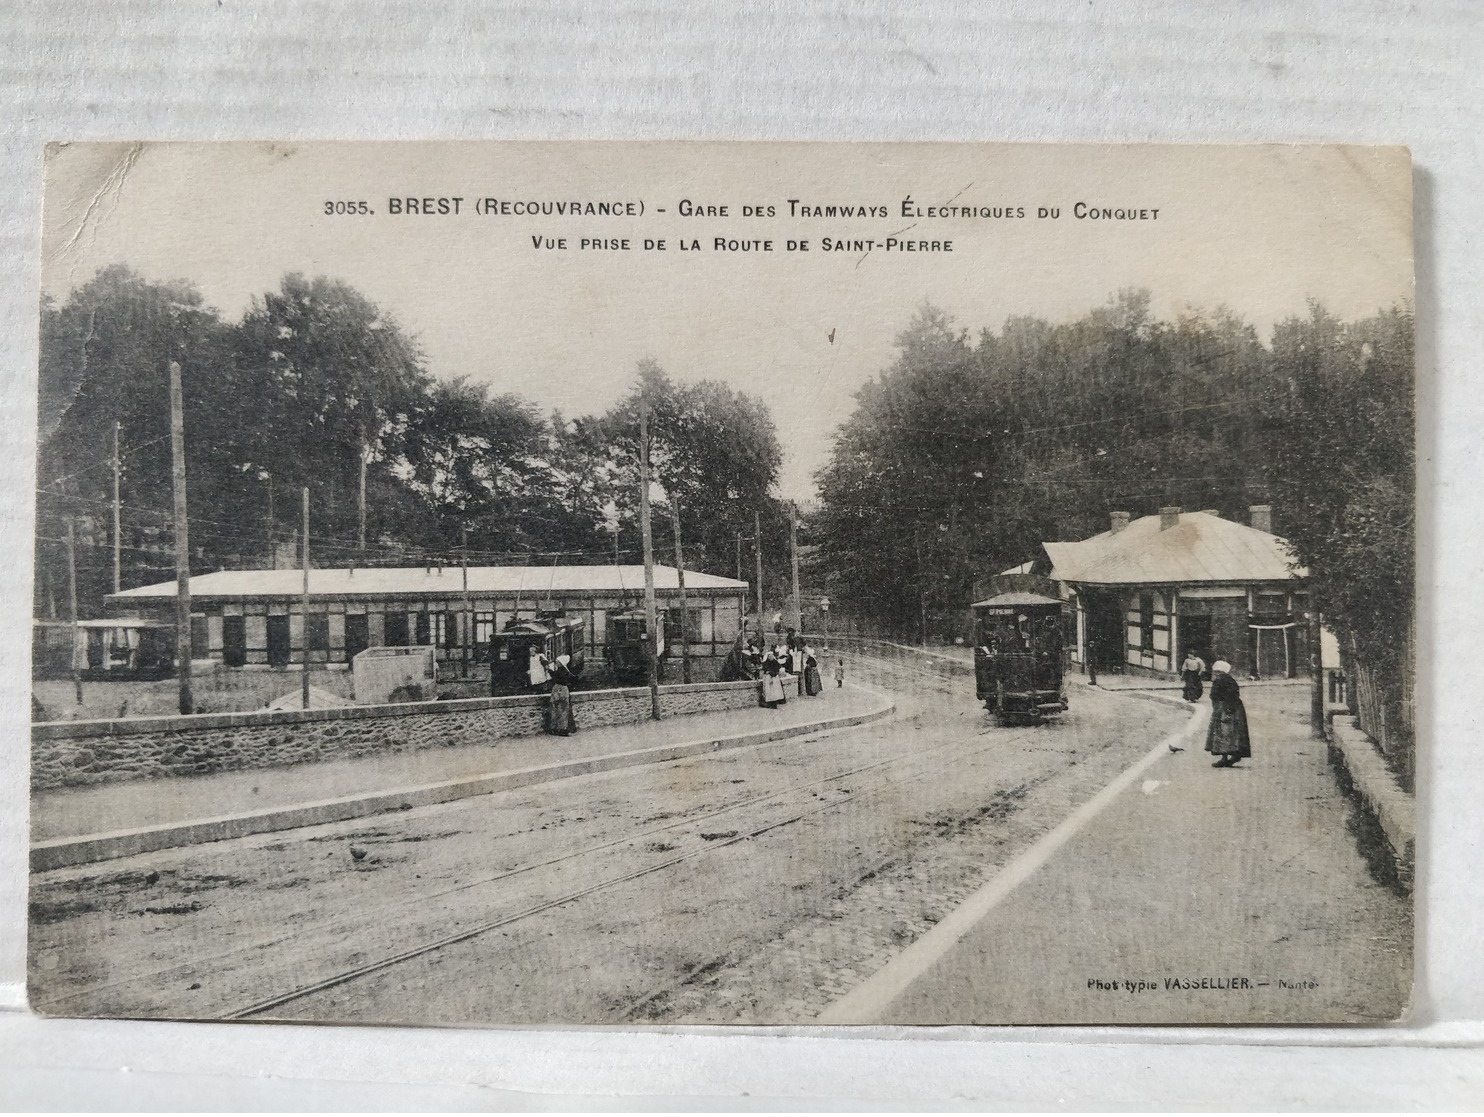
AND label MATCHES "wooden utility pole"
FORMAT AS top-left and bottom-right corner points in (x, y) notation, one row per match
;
(735, 532), (743, 583)
(672, 502), (690, 683)
(65, 516), (82, 705)
(639, 392), (661, 719)
(1309, 600), (1326, 740)
(266, 473), (274, 566)
(460, 526), (471, 678)
(754, 510), (764, 635)
(111, 420), (121, 593)
(789, 502), (802, 634)
(169, 359), (193, 715)
(358, 444), (368, 561)
(913, 526), (928, 647)
(301, 486), (311, 710)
